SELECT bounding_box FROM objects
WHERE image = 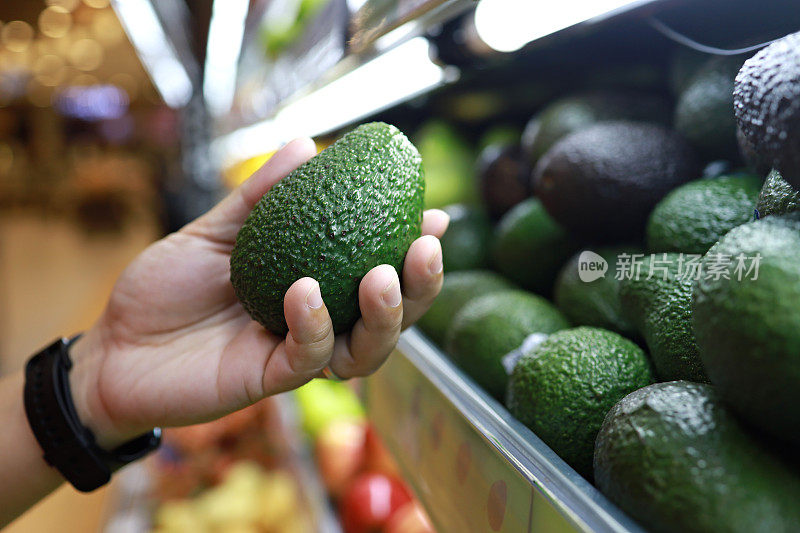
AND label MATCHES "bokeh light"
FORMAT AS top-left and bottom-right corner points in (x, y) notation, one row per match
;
(72, 73), (99, 86)
(39, 6), (73, 38)
(91, 9), (125, 45)
(1, 21), (35, 53)
(68, 38), (104, 71)
(46, 0), (81, 12)
(83, 0), (111, 8)
(34, 54), (68, 87)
